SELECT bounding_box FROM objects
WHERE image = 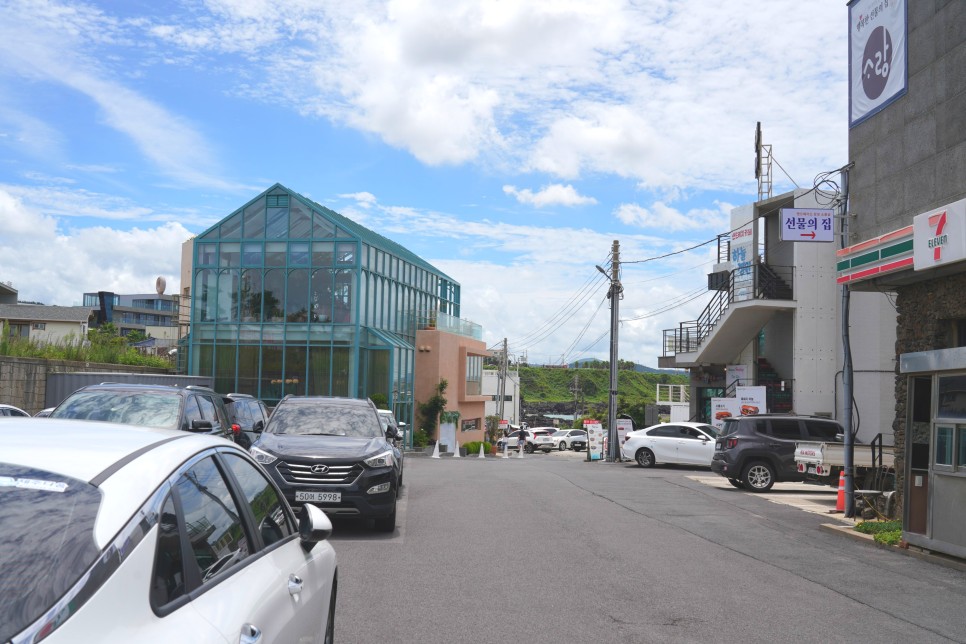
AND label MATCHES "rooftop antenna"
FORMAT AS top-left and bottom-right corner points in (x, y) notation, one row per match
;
(755, 122), (773, 201)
